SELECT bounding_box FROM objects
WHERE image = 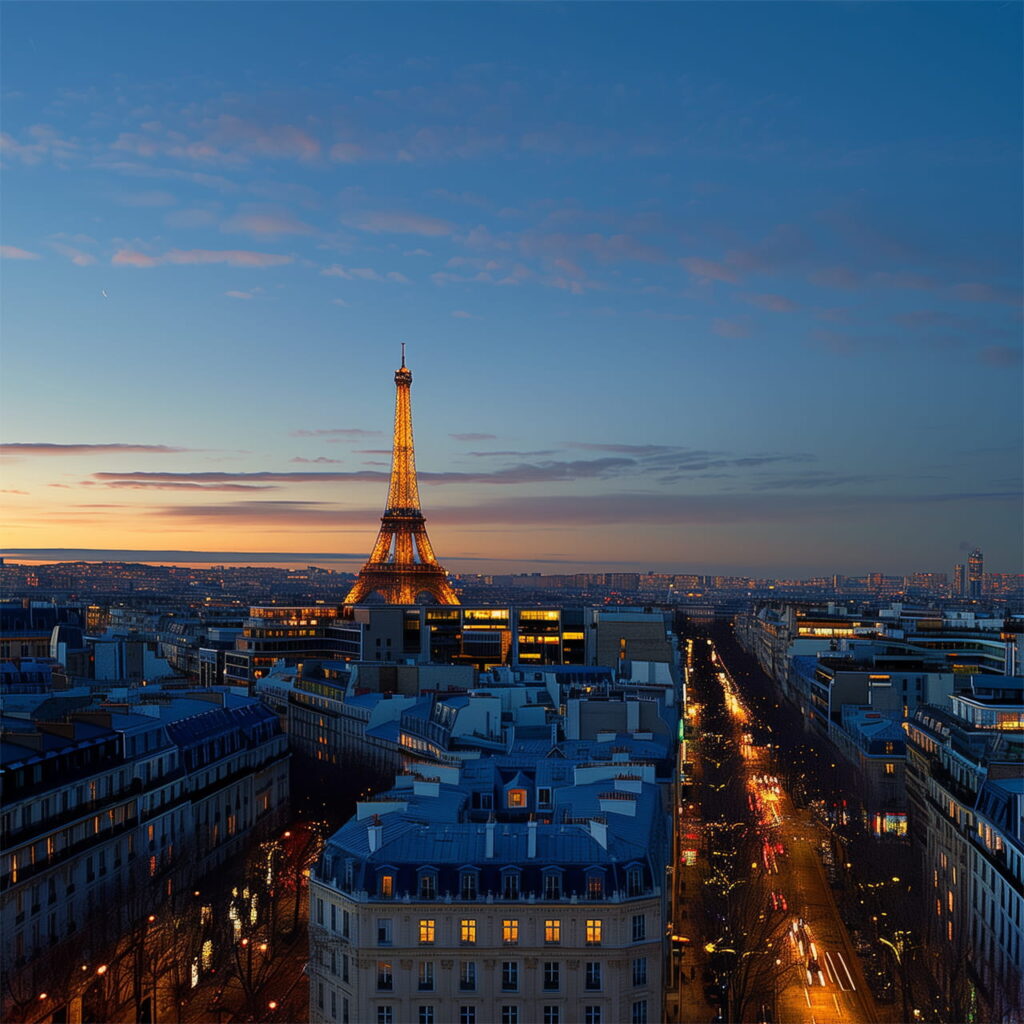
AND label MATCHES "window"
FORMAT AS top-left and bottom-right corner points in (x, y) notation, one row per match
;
(460, 872), (478, 900)
(419, 919), (435, 945)
(503, 873), (520, 900)
(501, 961), (519, 991)
(885, 763), (896, 776)
(544, 919), (561, 944)
(585, 1009), (602, 1024)
(631, 1000), (648, 1024)
(377, 1009), (393, 1024)
(586, 919), (602, 946)
(502, 919), (519, 945)
(316, 898), (324, 925)
(419, 872), (437, 900)
(632, 914), (646, 941)
(376, 961), (393, 991)
(418, 962), (434, 991)
(419, 1009), (434, 1024)
(544, 874), (562, 900)
(460, 1008), (476, 1024)
(632, 956), (647, 986)
(585, 961), (602, 990)
(627, 866), (643, 896)
(317, 982), (324, 1010)
(543, 1008), (560, 1024)
(342, 954), (349, 983)
(587, 874), (604, 899)
(537, 787), (552, 807)
(502, 1008), (519, 1024)
(377, 920), (392, 946)
(459, 962), (477, 991)
(331, 990), (337, 1020)
(507, 789), (527, 808)
(460, 919), (477, 945)
(543, 961), (560, 990)
(379, 874), (394, 899)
